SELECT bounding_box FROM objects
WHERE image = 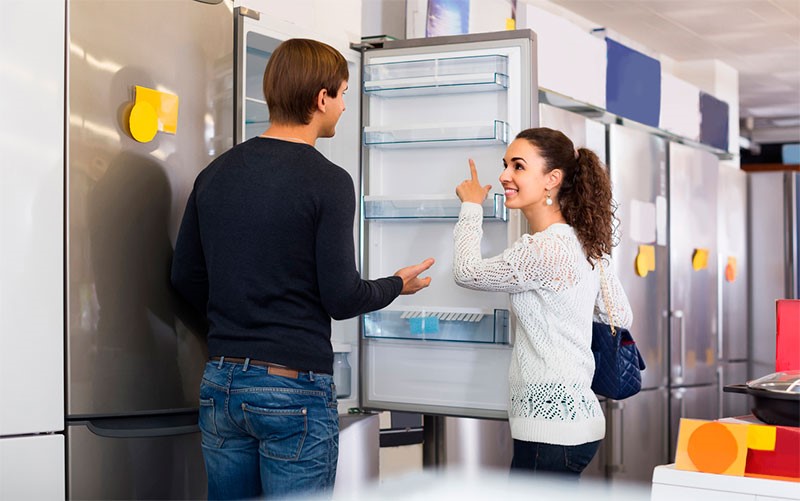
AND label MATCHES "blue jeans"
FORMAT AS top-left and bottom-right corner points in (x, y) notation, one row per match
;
(510, 439), (600, 479)
(198, 359), (339, 500)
